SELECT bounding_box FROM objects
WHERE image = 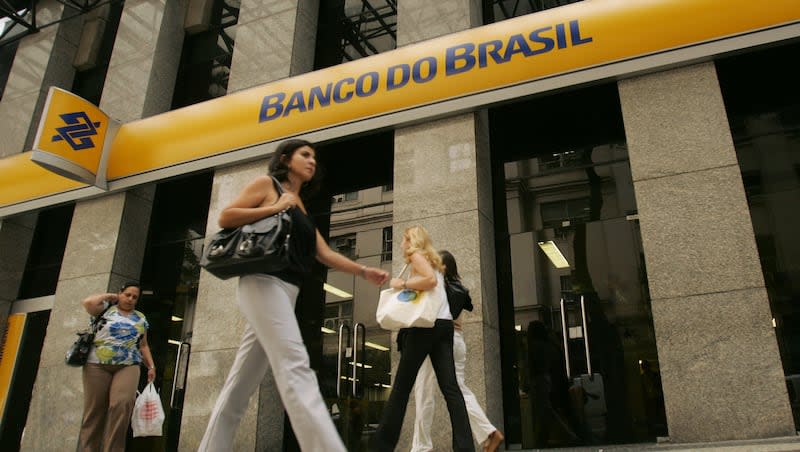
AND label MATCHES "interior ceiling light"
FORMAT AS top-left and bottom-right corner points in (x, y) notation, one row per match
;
(365, 341), (389, 351)
(538, 240), (570, 269)
(324, 283), (352, 298)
